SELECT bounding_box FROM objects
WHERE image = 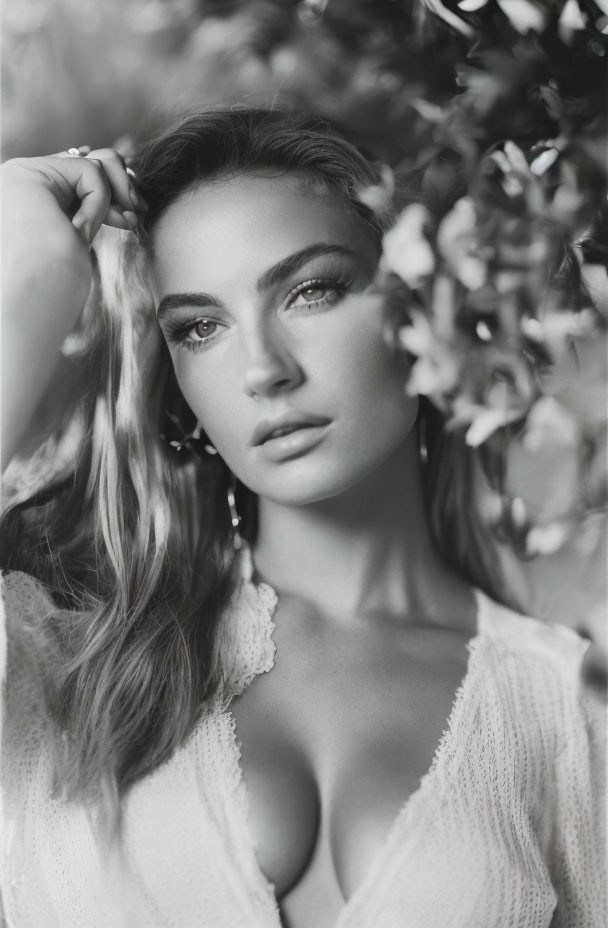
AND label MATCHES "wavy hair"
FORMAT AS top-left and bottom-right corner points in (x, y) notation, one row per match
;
(1, 108), (398, 806)
(2, 107), (511, 810)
